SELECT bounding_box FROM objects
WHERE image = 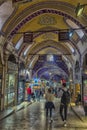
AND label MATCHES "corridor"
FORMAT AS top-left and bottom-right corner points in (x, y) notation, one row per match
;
(0, 99), (87, 130)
